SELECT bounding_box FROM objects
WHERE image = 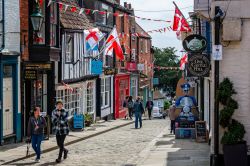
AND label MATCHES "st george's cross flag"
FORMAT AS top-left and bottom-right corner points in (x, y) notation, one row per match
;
(172, 5), (191, 32)
(84, 28), (104, 51)
(180, 54), (188, 70)
(104, 27), (124, 61)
